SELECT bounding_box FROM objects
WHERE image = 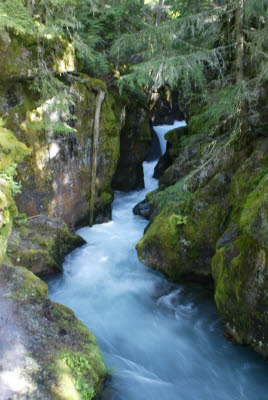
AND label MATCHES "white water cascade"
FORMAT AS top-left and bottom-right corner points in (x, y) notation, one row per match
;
(47, 120), (268, 400)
